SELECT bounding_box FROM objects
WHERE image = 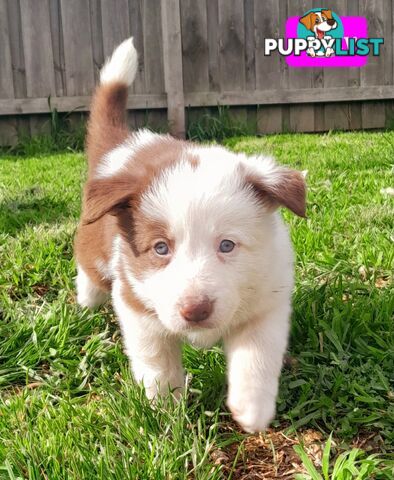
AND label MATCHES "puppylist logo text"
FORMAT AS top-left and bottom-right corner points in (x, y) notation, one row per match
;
(264, 8), (384, 67)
